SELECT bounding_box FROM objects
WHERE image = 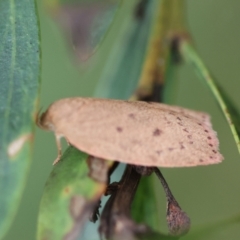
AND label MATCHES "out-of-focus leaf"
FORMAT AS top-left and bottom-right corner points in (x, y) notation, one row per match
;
(163, 44), (182, 104)
(184, 214), (240, 240)
(131, 0), (187, 102)
(113, 228), (178, 240)
(132, 176), (161, 231)
(94, 0), (160, 99)
(136, 231), (178, 240)
(45, 0), (120, 61)
(0, 0), (40, 238)
(37, 147), (112, 240)
(180, 41), (240, 154)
